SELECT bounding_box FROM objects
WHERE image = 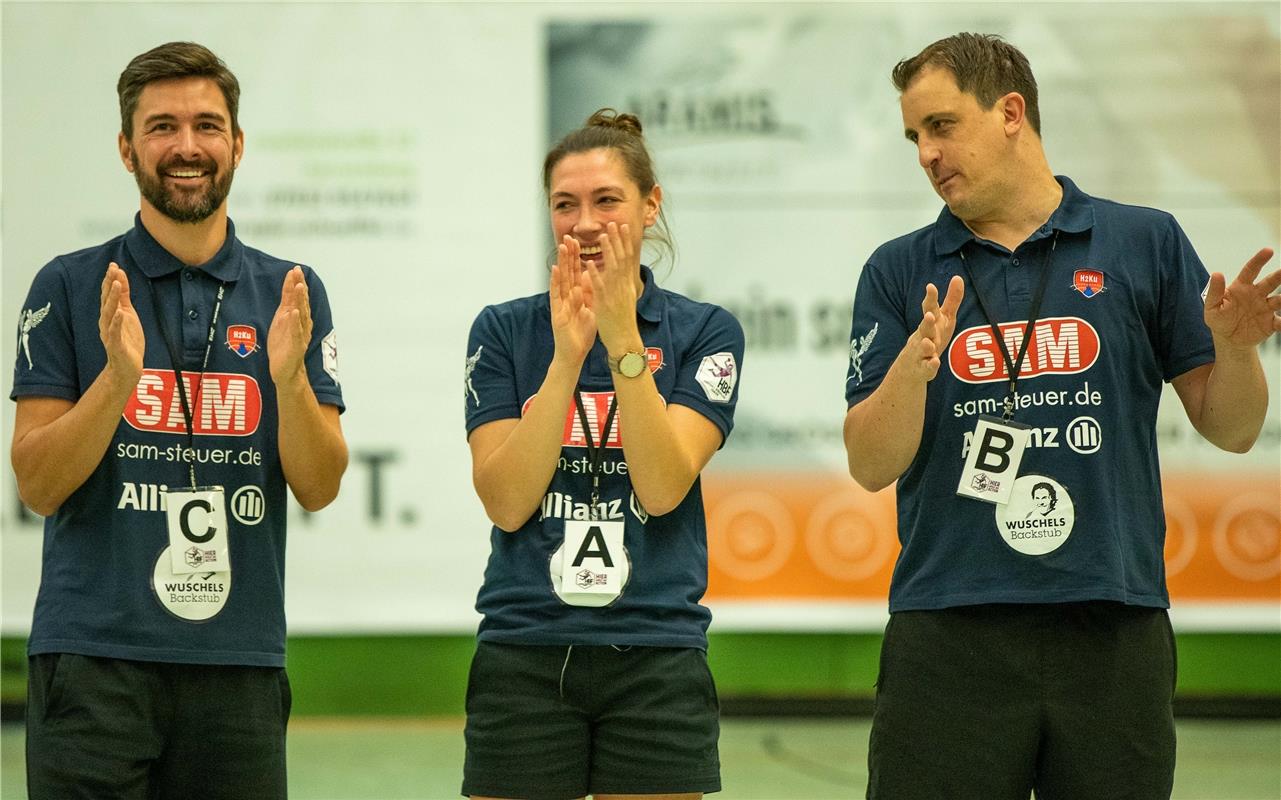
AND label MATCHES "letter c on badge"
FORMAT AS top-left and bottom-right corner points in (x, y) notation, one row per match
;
(180, 499), (217, 543)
